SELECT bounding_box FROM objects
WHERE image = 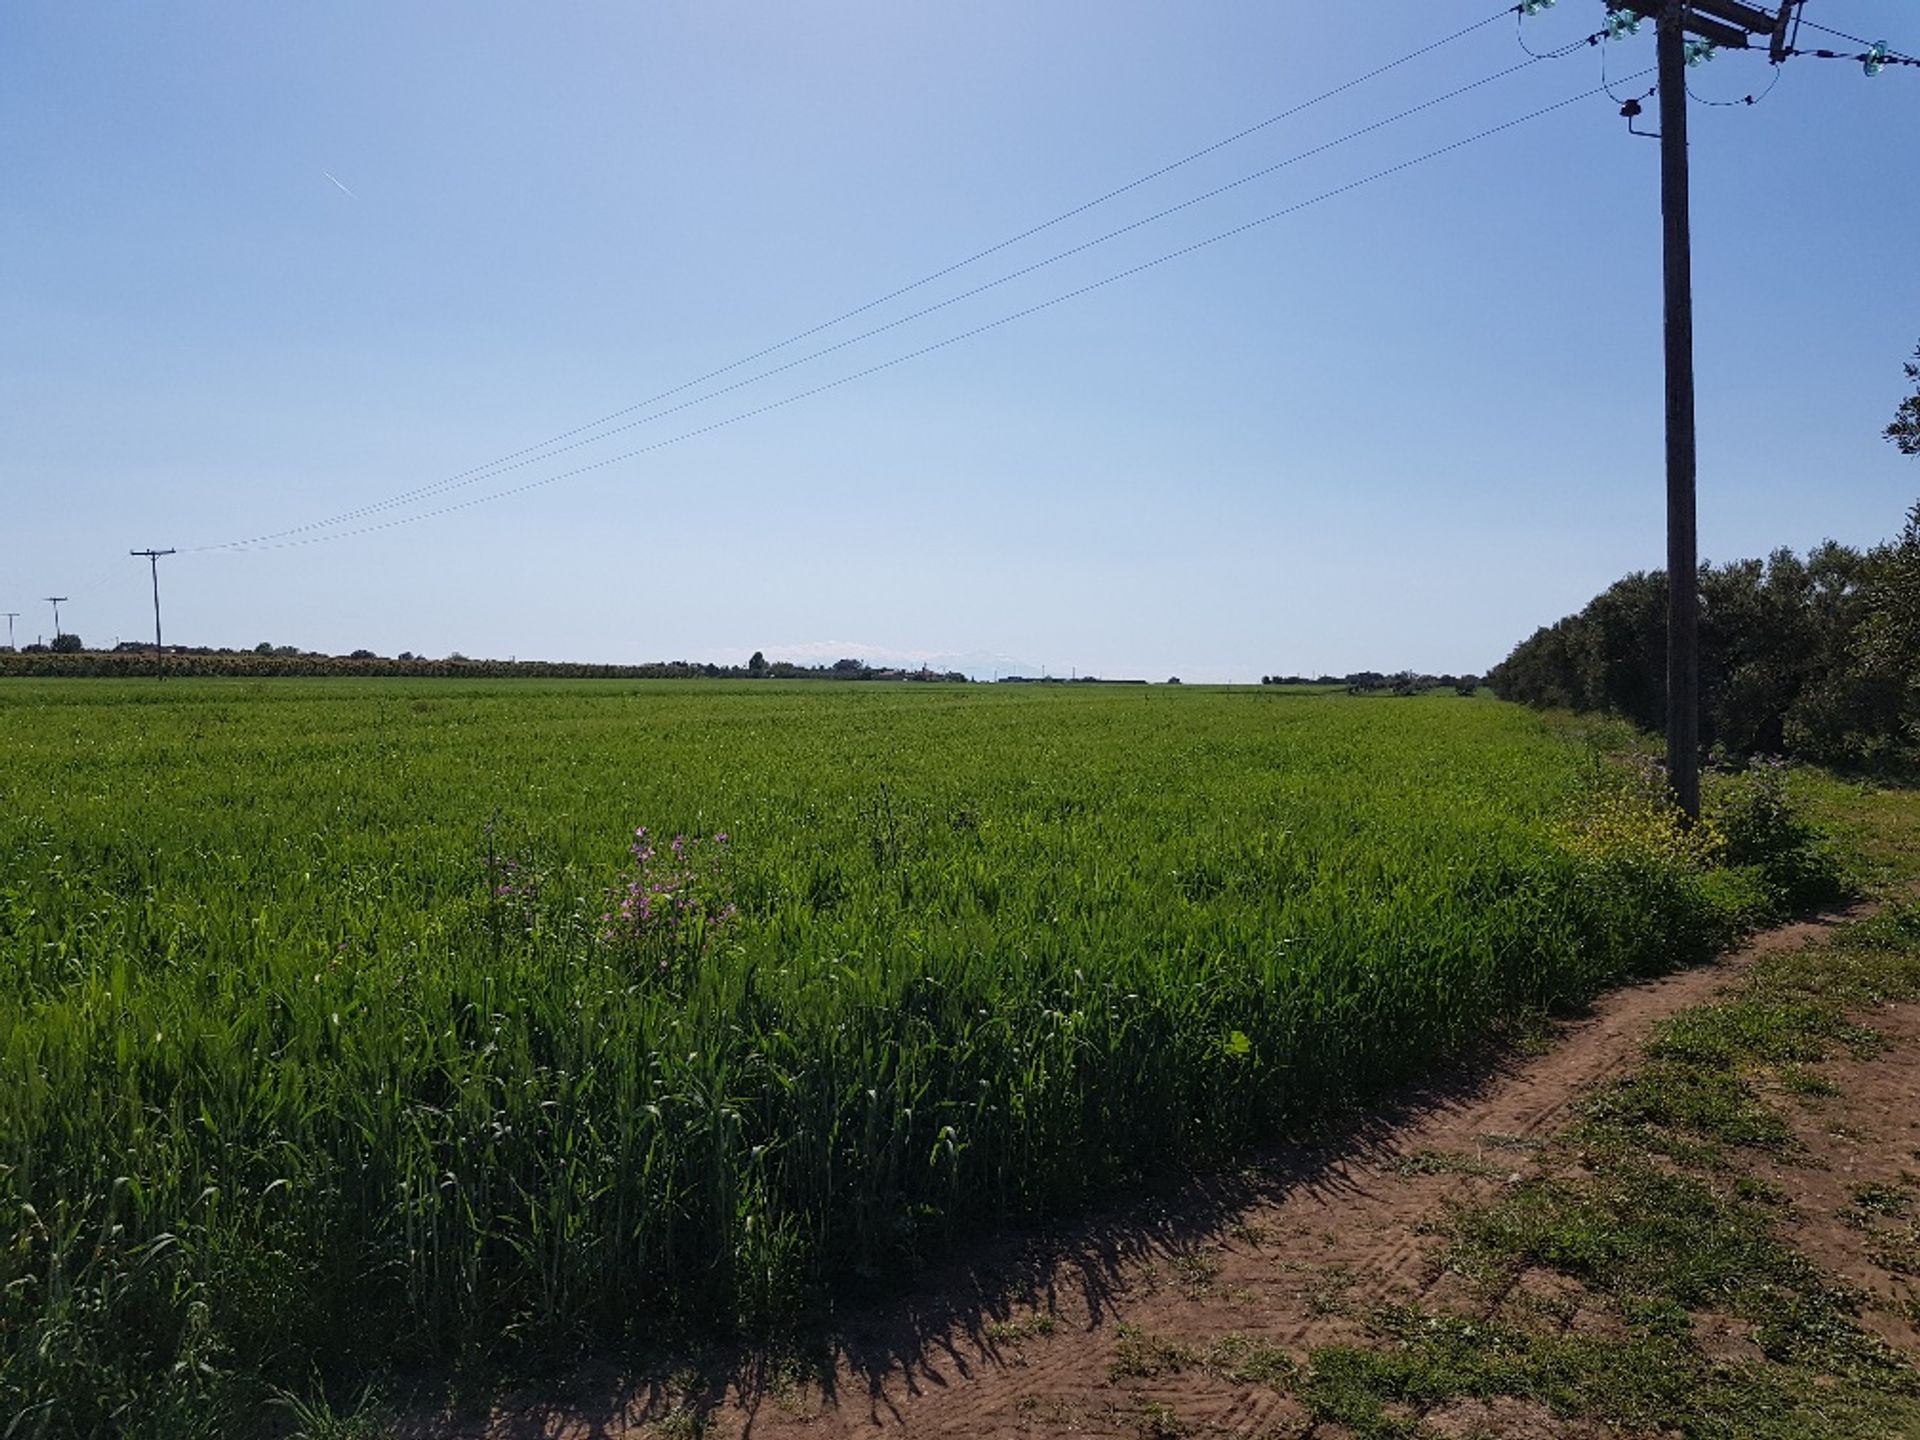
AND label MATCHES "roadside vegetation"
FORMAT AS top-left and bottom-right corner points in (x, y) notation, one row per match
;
(0, 681), (1858, 1434)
